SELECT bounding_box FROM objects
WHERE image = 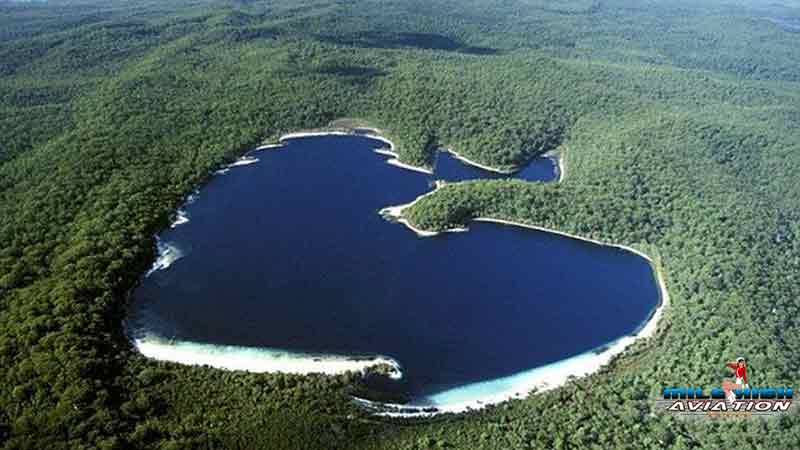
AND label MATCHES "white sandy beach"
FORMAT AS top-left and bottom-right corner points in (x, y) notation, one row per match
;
(382, 274), (665, 416)
(137, 126), (666, 418)
(429, 263), (668, 414)
(374, 148), (434, 175)
(279, 130), (351, 141)
(228, 155), (259, 167)
(213, 156), (259, 176)
(136, 128), (431, 381)
(170, 209), (189, 228)
(354, 236), (669, 416)
(254, 143), (285, 151)
(134, 337), (403, 379)
(552, 146), (566, 182)
(144, 237), (183, 277)
(263, 130), (435, 174)
(373, 148), (397, 158)
(443, 146), (565, 181)
(475, 218), (653, 261)
(378, 181), (464, 237)
(442, 147), (516, 174)
(376, 192), (669, 416)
